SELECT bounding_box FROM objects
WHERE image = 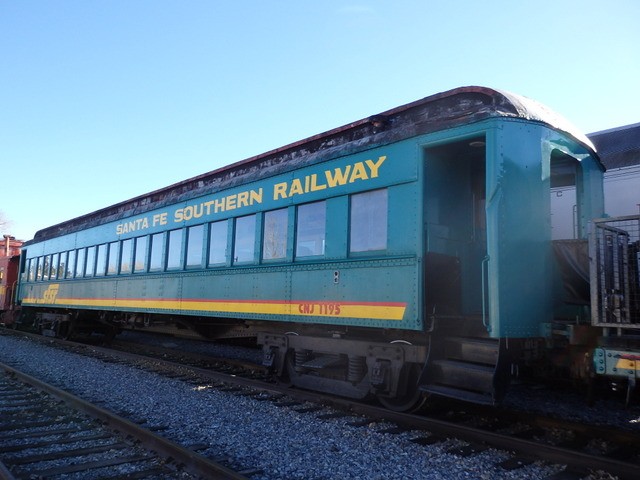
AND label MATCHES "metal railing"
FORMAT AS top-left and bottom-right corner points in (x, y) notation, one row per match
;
(590, 214), (640, 328)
